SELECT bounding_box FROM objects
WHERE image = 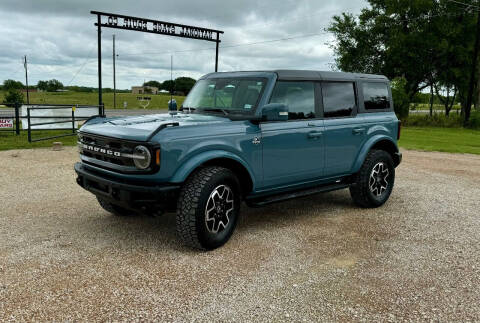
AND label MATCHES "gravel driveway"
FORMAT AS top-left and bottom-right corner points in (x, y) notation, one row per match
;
(0, 147), (479, 321)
